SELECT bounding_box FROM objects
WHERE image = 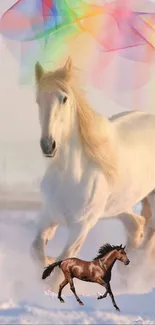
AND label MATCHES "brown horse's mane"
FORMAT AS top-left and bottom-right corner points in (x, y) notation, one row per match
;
(93, 243), (122, 260)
